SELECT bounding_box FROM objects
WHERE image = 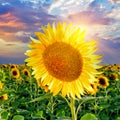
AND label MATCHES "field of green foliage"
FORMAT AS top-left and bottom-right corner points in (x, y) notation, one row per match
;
(0, 64), (120, 120)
